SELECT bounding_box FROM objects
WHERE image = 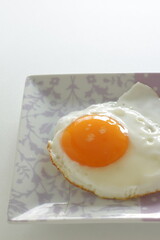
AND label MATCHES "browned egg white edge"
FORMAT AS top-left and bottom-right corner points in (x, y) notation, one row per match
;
(47, 142), (160, 200)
